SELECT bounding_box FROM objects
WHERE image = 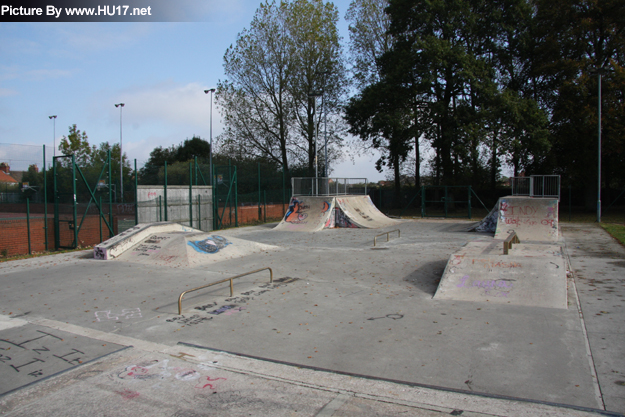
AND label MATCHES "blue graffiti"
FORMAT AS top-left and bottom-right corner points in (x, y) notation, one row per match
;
(187, 235), (231, 254)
